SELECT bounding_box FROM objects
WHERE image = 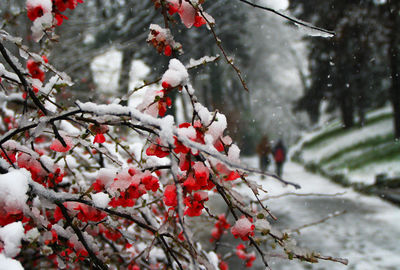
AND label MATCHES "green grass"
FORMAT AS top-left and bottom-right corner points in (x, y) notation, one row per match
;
(297, 107), (400, 183)
(302, 112), (393, 149)
(327, 140), (400, 170)
(319, 133), (394, 166)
